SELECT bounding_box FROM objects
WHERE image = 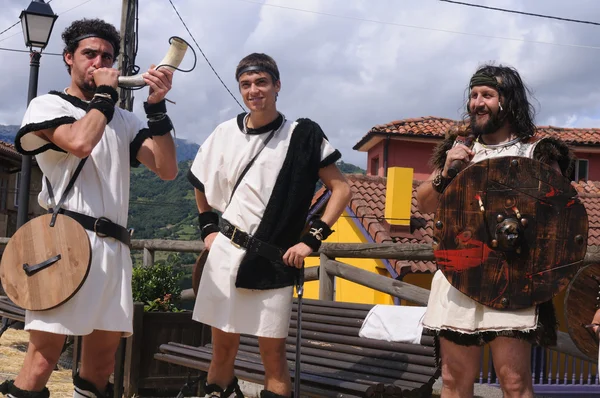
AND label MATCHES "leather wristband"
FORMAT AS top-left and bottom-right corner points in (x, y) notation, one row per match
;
(198, 212), (220, 241)
(144, 99), (167, 115)
(148, 114), (173, 136)
(96, 85), (119, 103)
(300, 219), (333, 252)
(88, 97), (115, 123)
